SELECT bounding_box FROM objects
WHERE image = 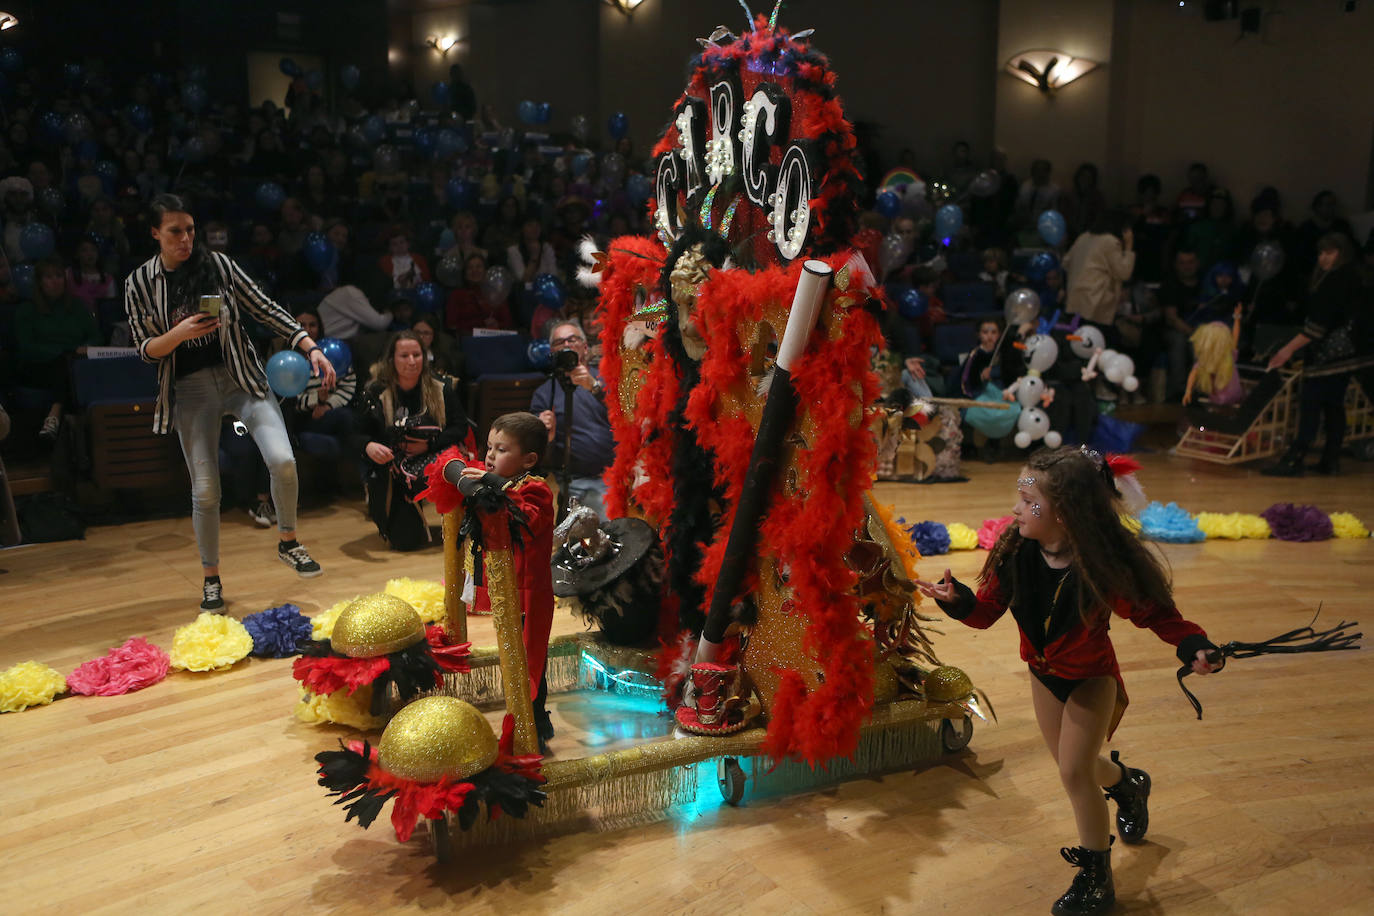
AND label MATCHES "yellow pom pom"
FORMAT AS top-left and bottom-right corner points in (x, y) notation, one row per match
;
(293, 684), (386, 730)
(311, 596), (358, 641)
(0, 660), (67, 713)
(1119, 513), (1142, 535)
(384, 577), (446, 624)
(1235, 513), (1272, 539)
(169, 612), (254, 672)
(1330, 512), (1370, 539)
(946, 522), (980, 551)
